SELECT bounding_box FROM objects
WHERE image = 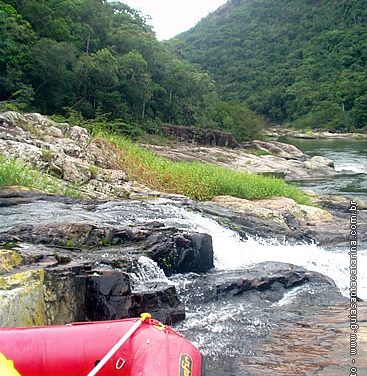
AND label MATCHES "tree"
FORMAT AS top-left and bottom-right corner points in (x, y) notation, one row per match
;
(27, 38), (77, 113)
(0, 2), (35, 108)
